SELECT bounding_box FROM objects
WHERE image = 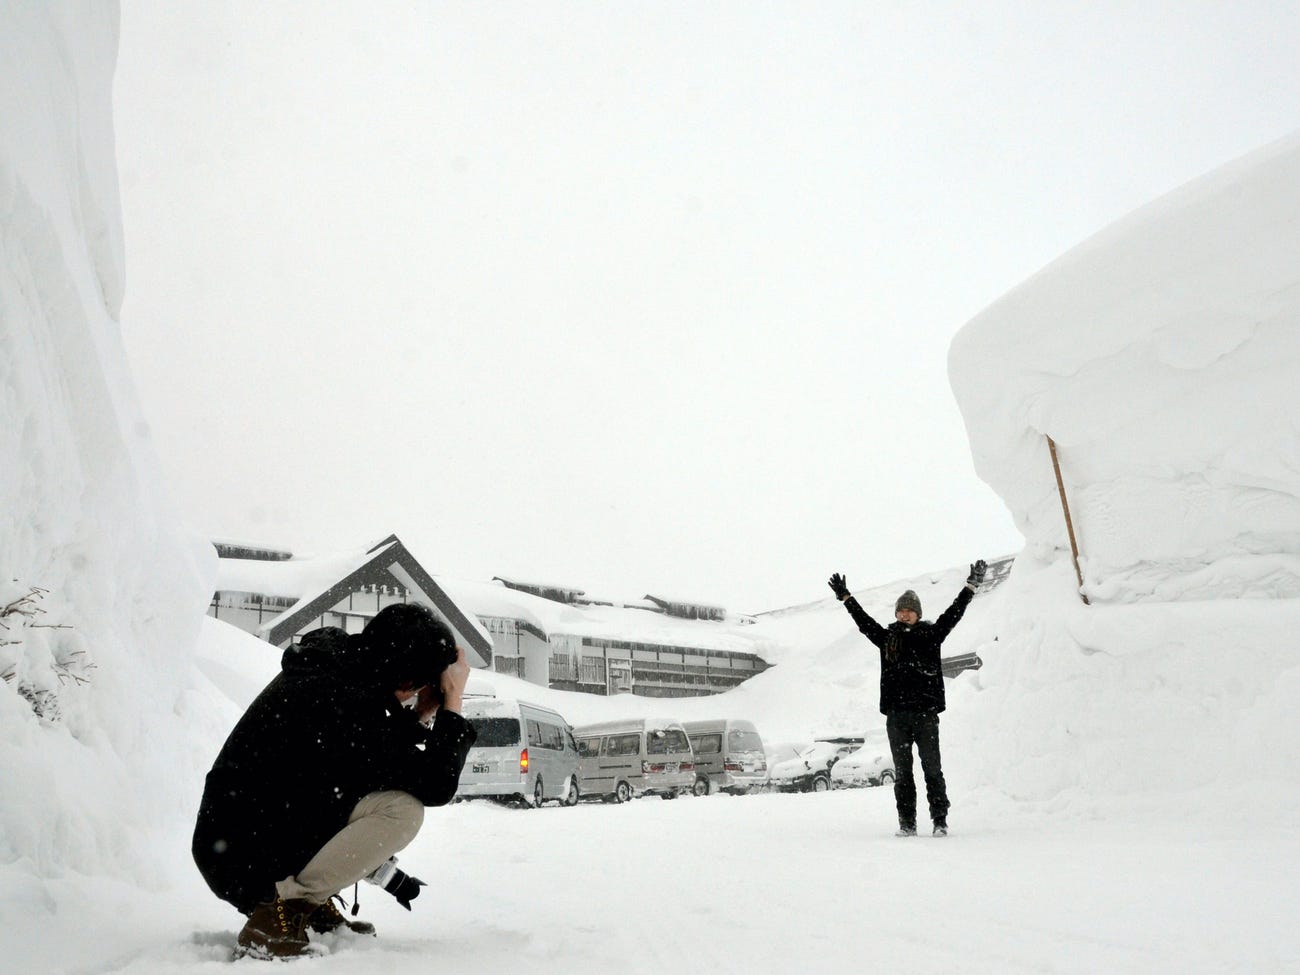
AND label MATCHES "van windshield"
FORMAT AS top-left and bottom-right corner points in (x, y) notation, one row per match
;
(468, 717), (521, 747)
(647, 728), (691, 755)
(728, 730), (764, 752)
